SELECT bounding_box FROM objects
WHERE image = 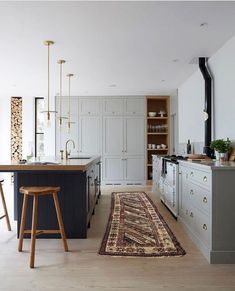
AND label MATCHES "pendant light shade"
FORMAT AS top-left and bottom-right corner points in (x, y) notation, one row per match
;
(57, 59), (68, 127)
(41, 40), (57, 127)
